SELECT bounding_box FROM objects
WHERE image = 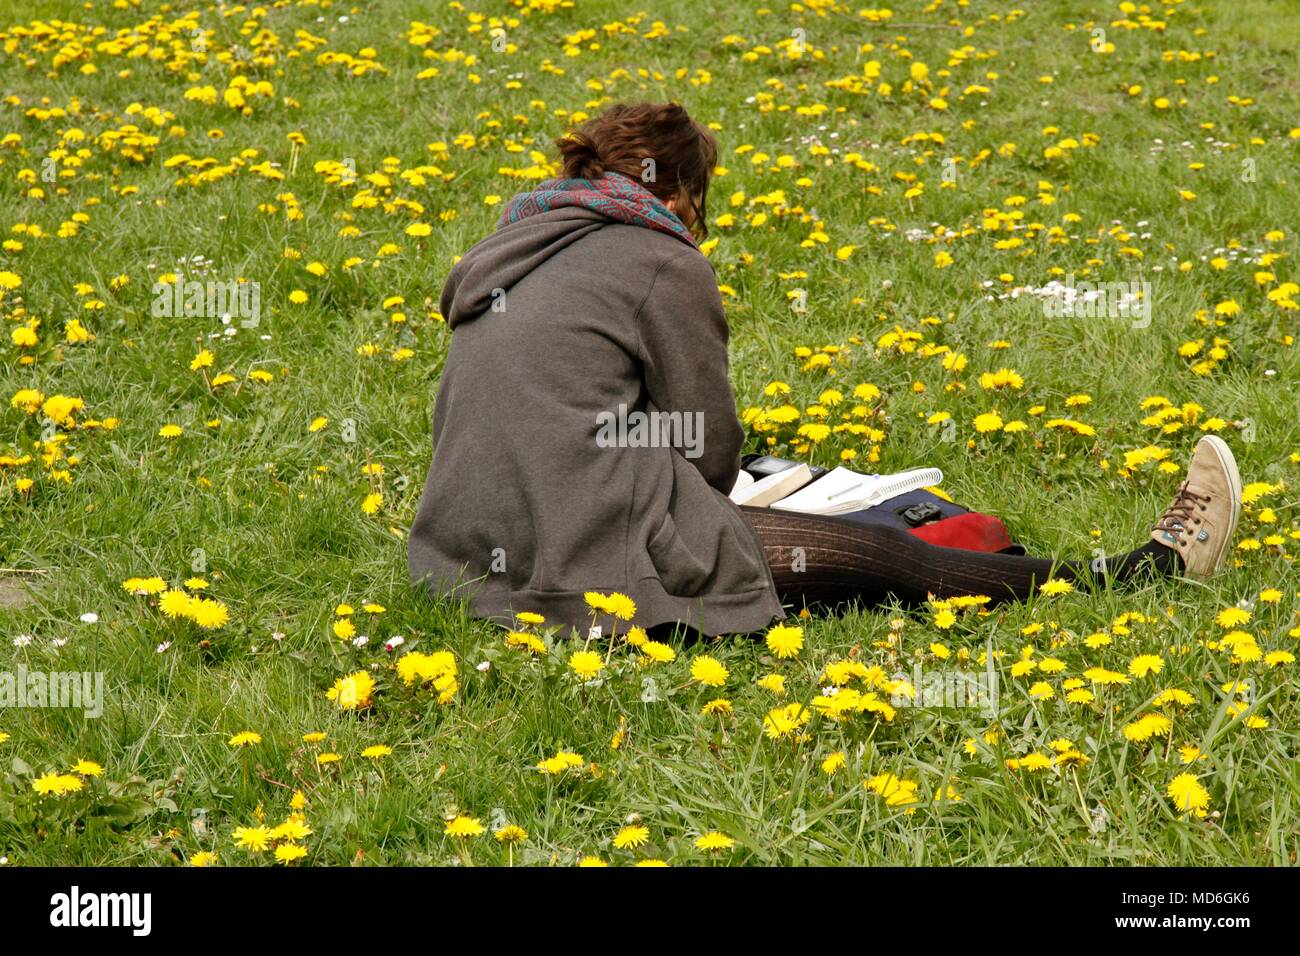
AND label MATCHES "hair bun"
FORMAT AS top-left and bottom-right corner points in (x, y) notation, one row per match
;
(555, 132), (605, 179)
